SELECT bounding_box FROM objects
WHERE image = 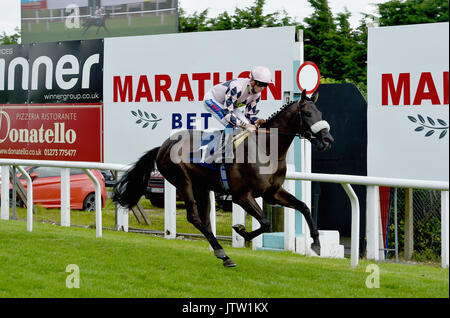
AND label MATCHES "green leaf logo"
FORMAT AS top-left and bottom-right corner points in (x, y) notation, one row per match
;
(131, 110), (162, 129)
(408, 114), (448, 139)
